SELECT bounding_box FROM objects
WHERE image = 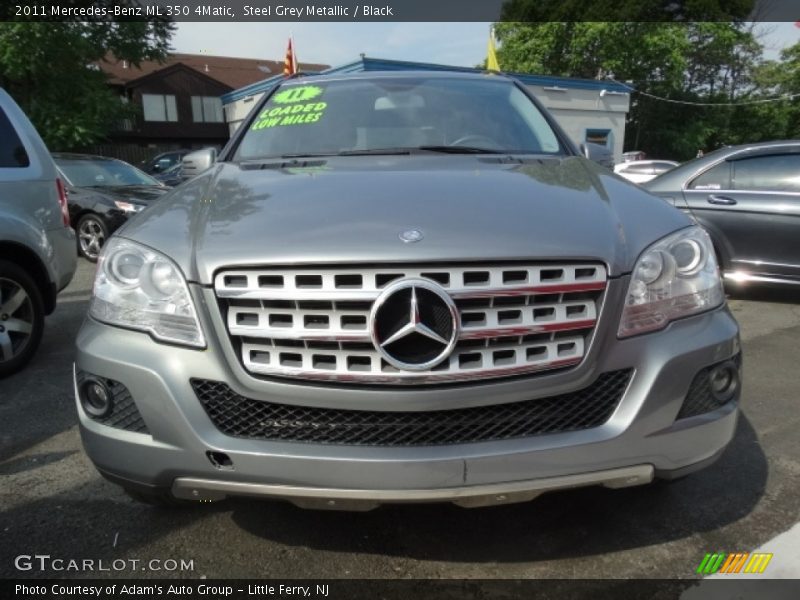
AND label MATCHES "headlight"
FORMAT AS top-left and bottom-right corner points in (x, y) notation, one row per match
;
(114, 200), (145, 213)
(89, 238), (205, 347)
(618, 226), (724, 338)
